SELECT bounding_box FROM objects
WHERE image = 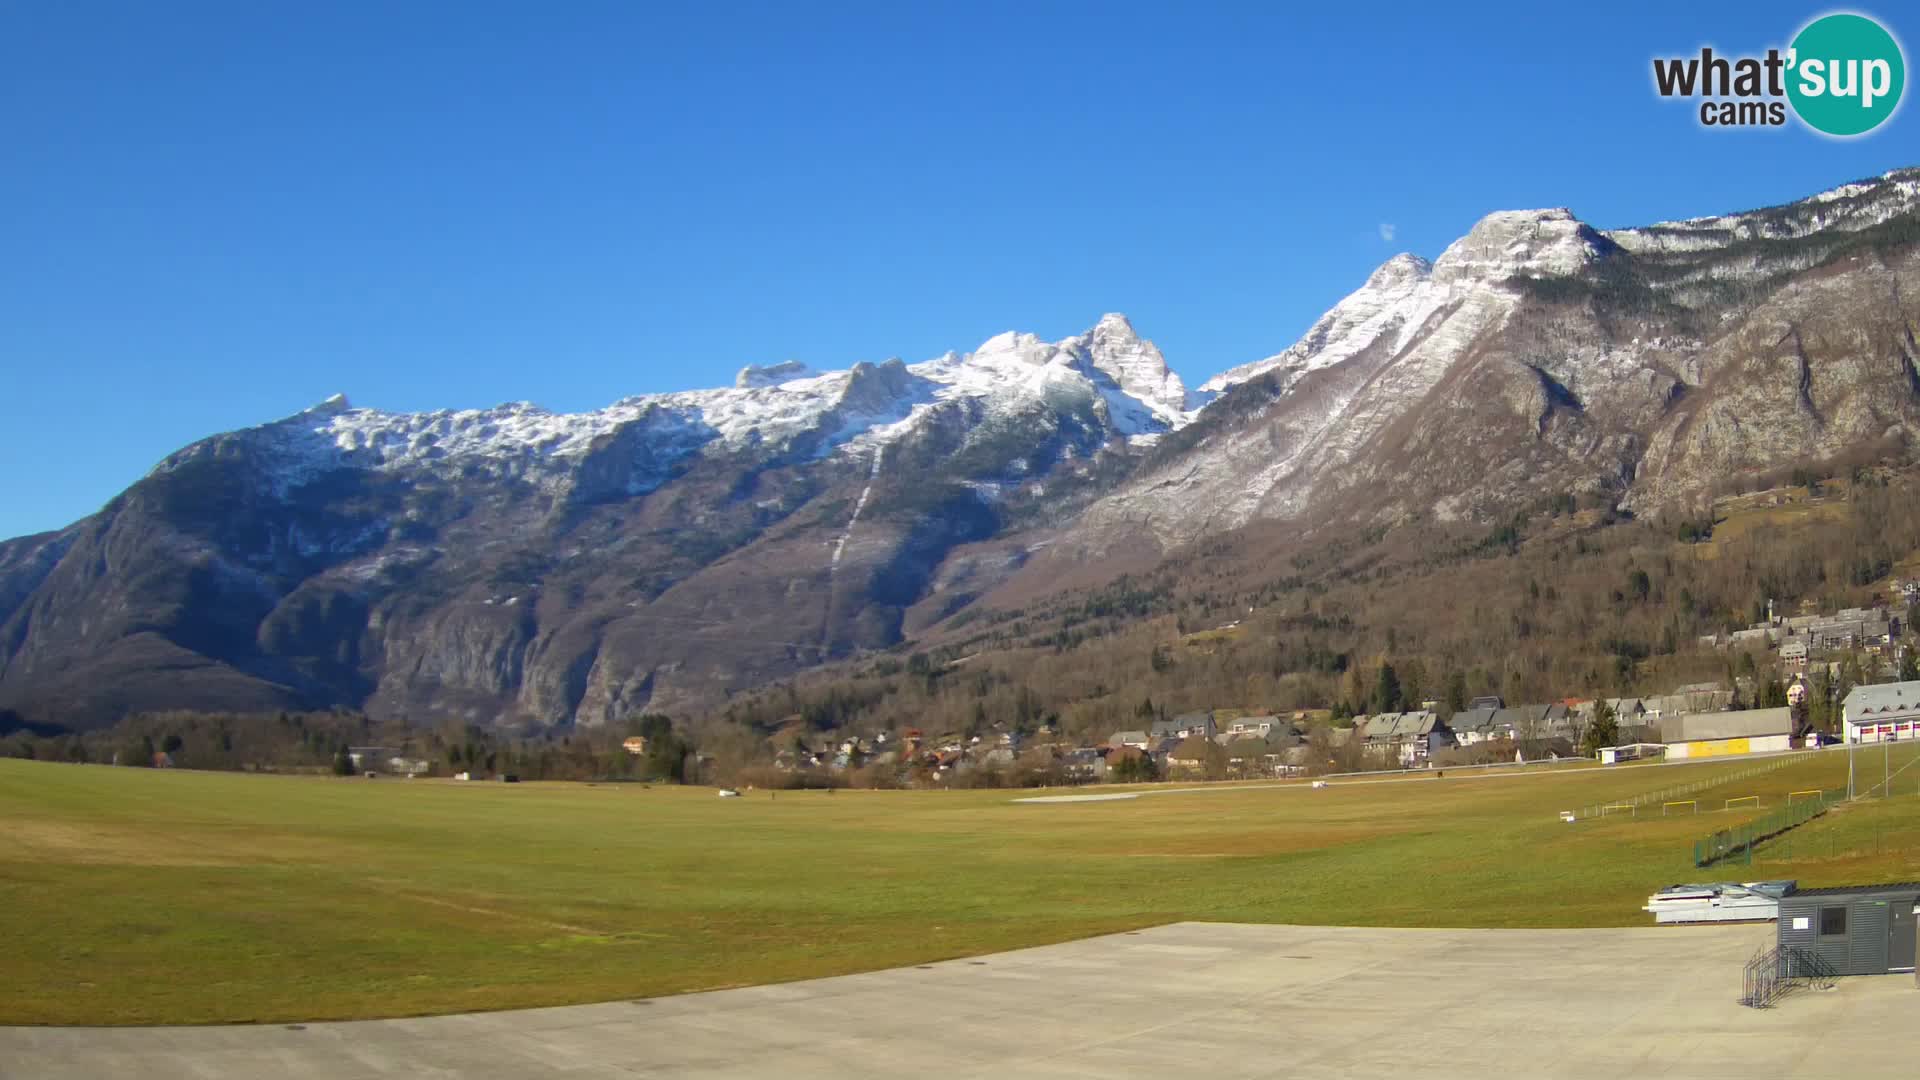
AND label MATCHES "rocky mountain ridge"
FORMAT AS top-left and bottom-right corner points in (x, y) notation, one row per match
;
(4, 168), (1919, 732)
